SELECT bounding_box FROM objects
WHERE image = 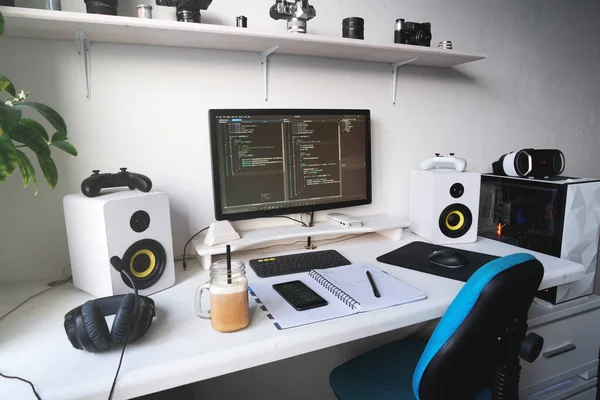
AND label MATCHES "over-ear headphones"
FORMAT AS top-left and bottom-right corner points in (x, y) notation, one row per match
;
(64, 294), (155, 353)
